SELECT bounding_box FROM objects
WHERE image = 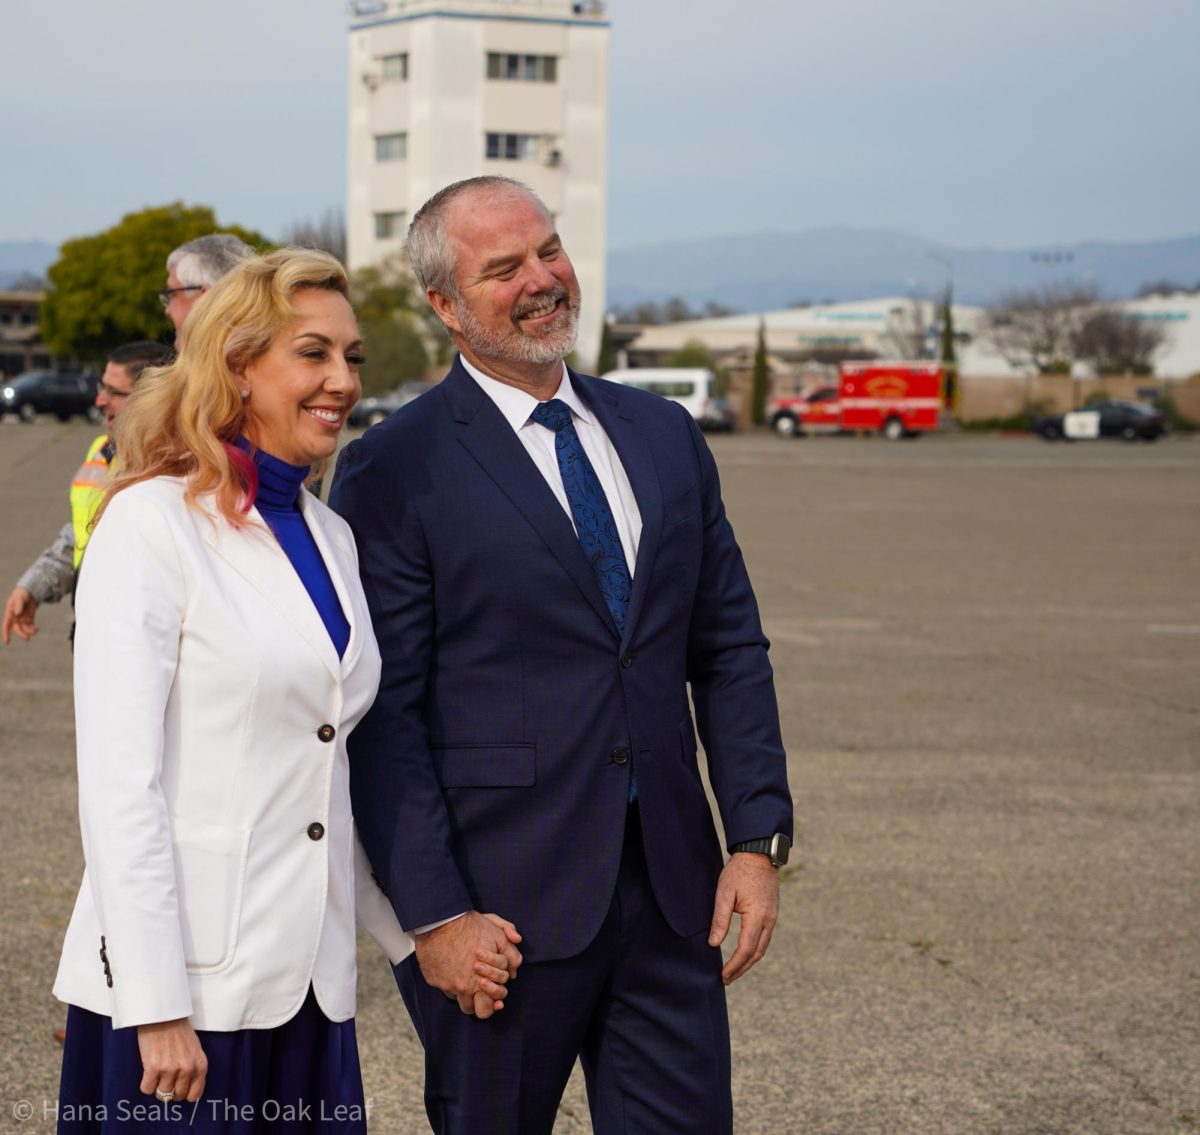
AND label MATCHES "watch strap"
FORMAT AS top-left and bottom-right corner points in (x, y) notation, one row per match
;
(730, 838), (774, 856)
